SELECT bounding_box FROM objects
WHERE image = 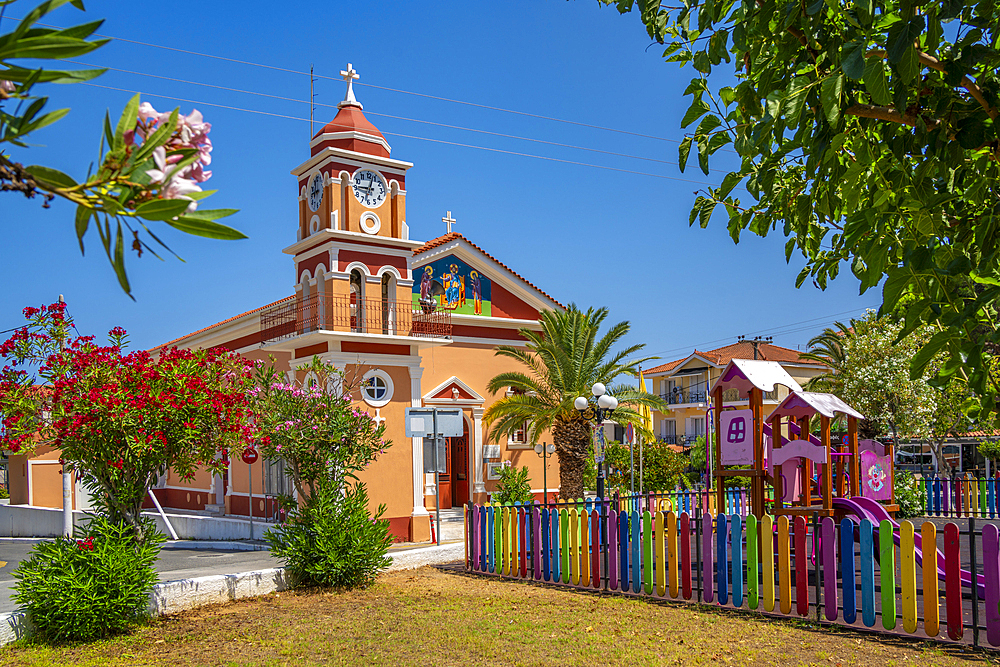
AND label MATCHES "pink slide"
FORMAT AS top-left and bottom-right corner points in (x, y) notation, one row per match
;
(833, 496), (986, 596)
